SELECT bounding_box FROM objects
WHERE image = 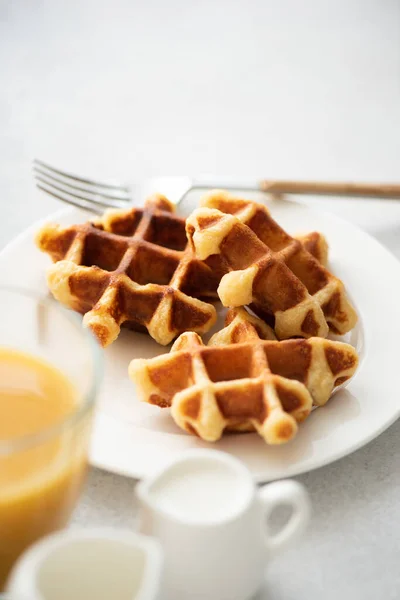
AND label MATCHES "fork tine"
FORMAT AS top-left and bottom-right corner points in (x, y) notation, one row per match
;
(36, 183), (104, 214)
(33, 159), (131, 194)
(34, 166), (131, 203)
(34, 175), (128, 210)
(34, 169), (130, 208)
